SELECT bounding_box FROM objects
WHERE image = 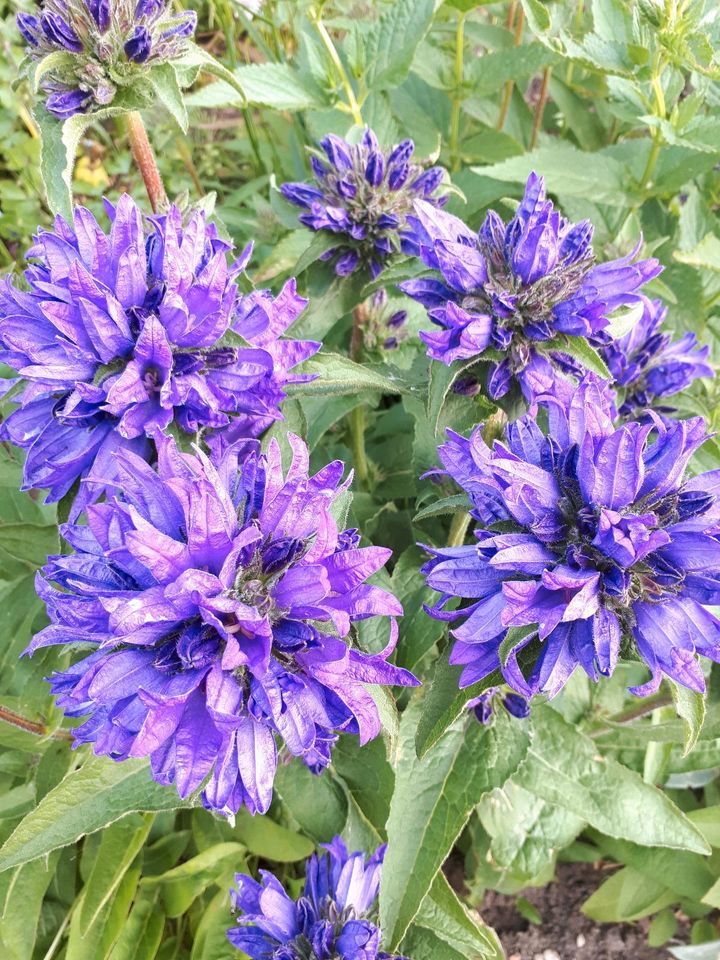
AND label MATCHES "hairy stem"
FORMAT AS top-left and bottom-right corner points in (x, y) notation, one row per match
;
(530, 67), (551, 149)
(348, 304), (370, 490)
(0, 704), (73, 742)
(639, 57), (666, 191)
(497, 4), (524, 131)
(125, 111), (168, 213)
